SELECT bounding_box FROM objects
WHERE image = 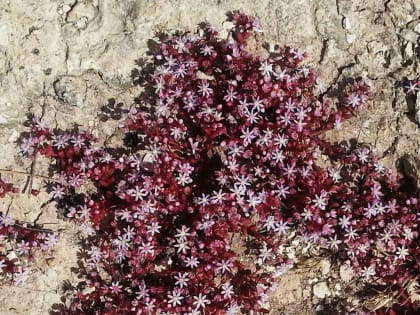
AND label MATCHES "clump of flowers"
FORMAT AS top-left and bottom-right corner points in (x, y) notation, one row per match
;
(0, 177), (58, 285)
(20, 11), (420, 314)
